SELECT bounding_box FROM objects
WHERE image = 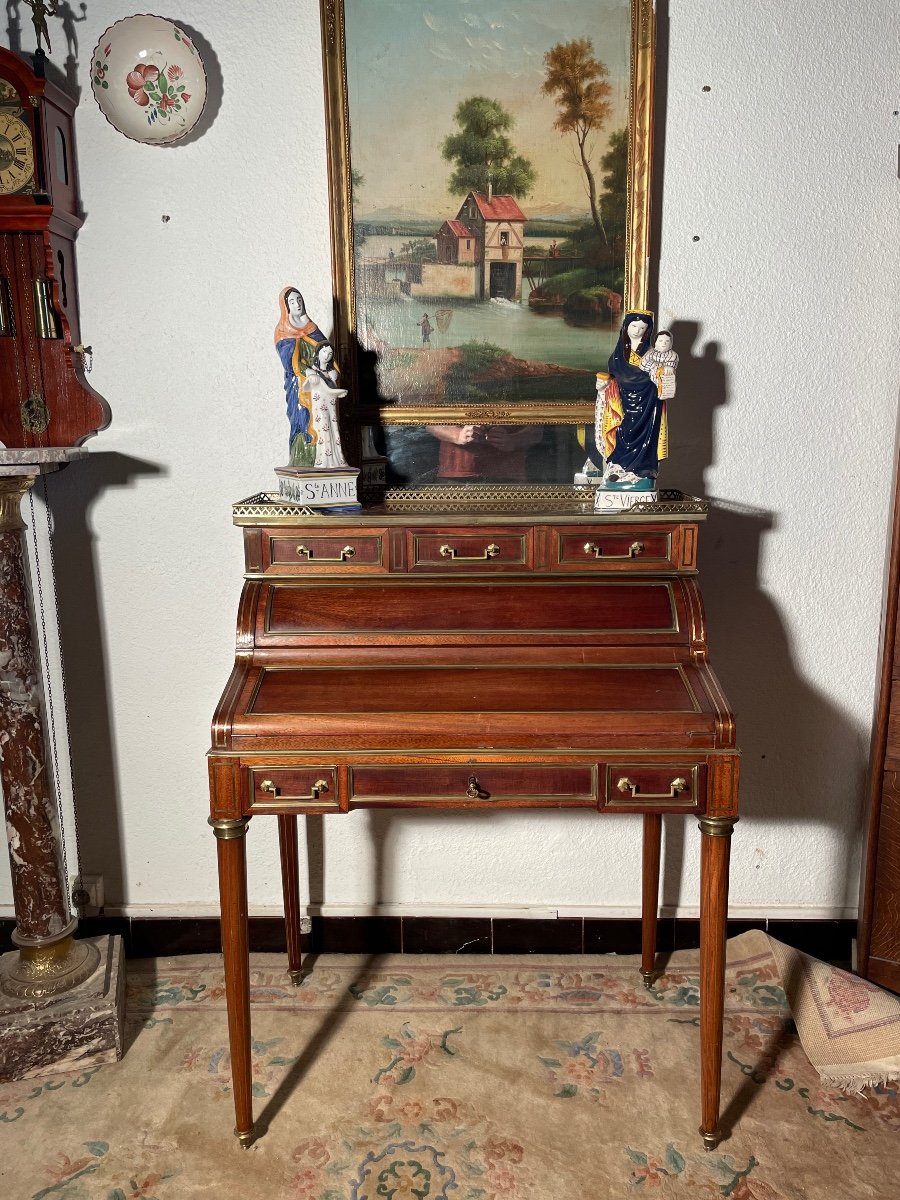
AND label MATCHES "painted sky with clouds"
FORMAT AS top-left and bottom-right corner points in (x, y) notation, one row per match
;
(343, 0), (631, 218)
